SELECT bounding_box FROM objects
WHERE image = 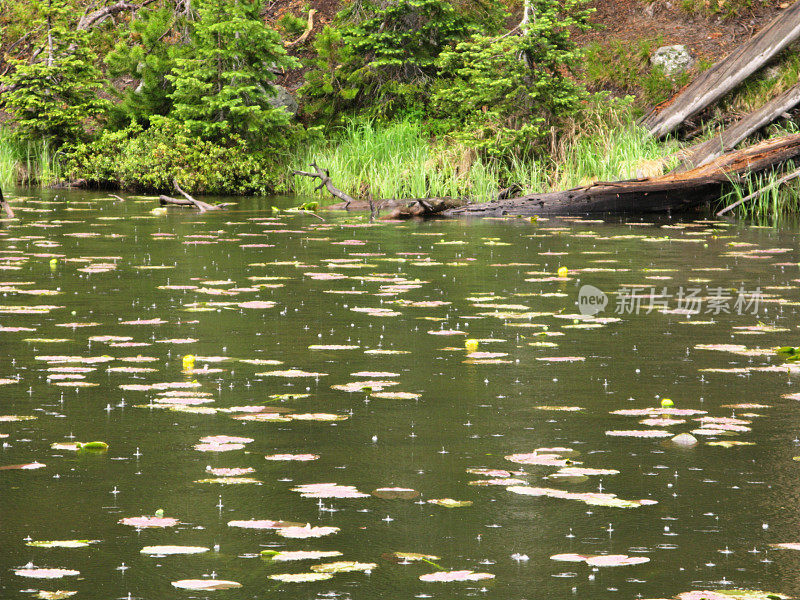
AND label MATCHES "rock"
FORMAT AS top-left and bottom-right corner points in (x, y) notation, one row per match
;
(268, 85), (299, 116)
(651, 45), (695, 77)
(670, 433), (698, 447)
